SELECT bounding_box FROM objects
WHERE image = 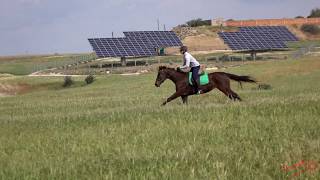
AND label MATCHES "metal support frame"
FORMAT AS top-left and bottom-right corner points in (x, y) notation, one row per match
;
(120, 57), (127, 66)
(251, 51), (257, 60)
